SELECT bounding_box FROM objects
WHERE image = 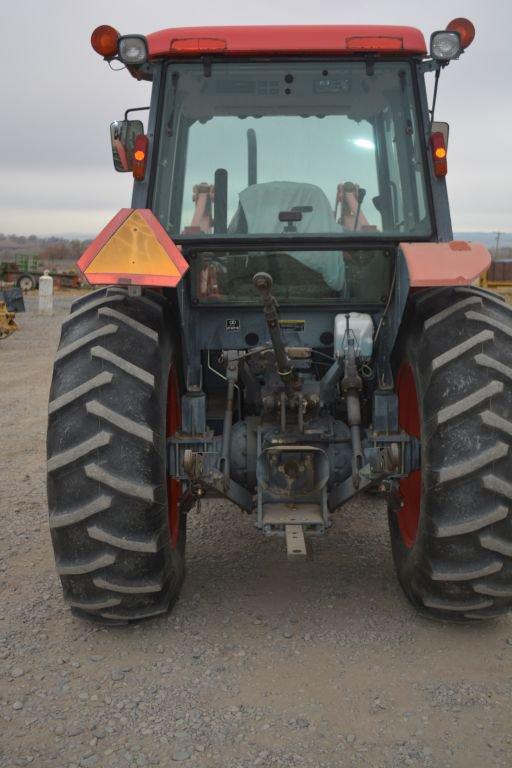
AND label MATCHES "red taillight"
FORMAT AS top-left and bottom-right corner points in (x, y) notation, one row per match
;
(346, 36), (403, 51)
(91, 25), (120, 58)
(170, 37), (227, 53)
(132, 134), (149, 181)
(446, 18), (475, 50)
(430, 132), (448, 177)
